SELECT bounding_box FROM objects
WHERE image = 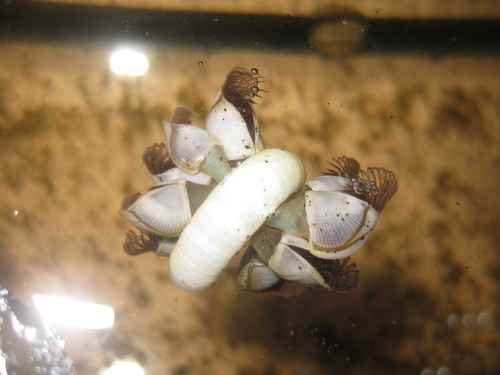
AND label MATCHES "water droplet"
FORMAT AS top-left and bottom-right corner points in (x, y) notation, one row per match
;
(198, 61), (203, 66)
